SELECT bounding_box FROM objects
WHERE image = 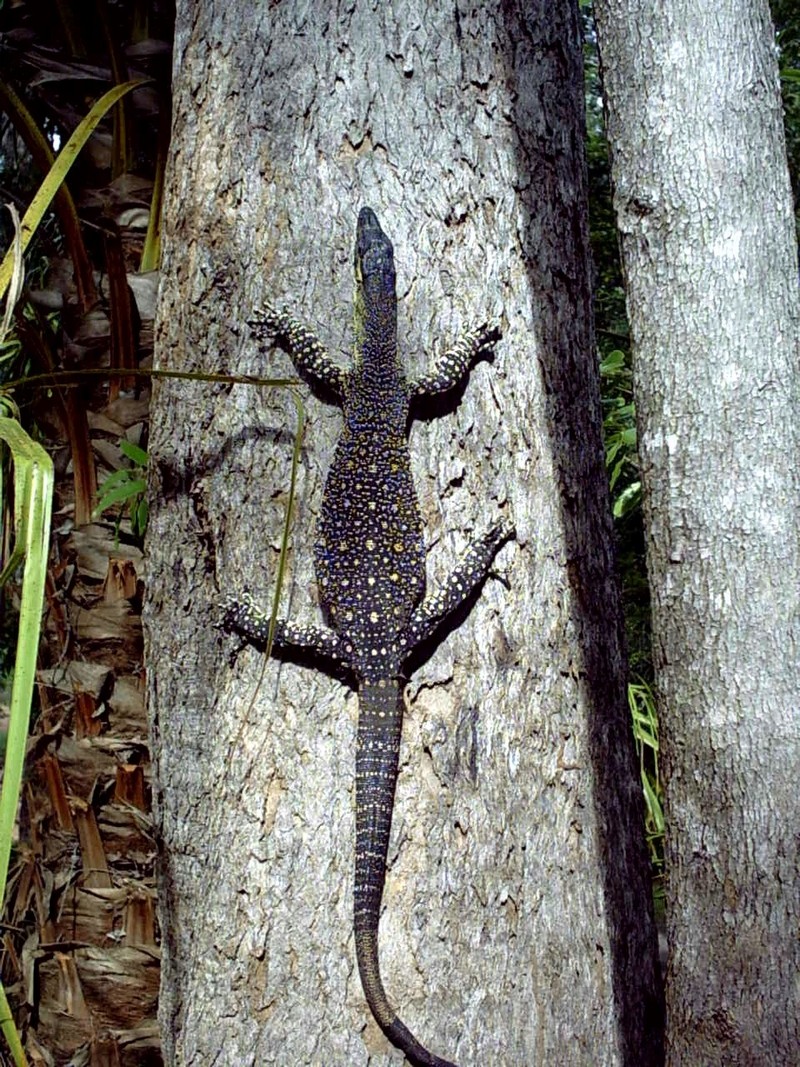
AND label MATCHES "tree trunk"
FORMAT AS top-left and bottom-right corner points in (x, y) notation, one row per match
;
(594, 1), (800, 1063)
(144, 2), (662, 1064)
